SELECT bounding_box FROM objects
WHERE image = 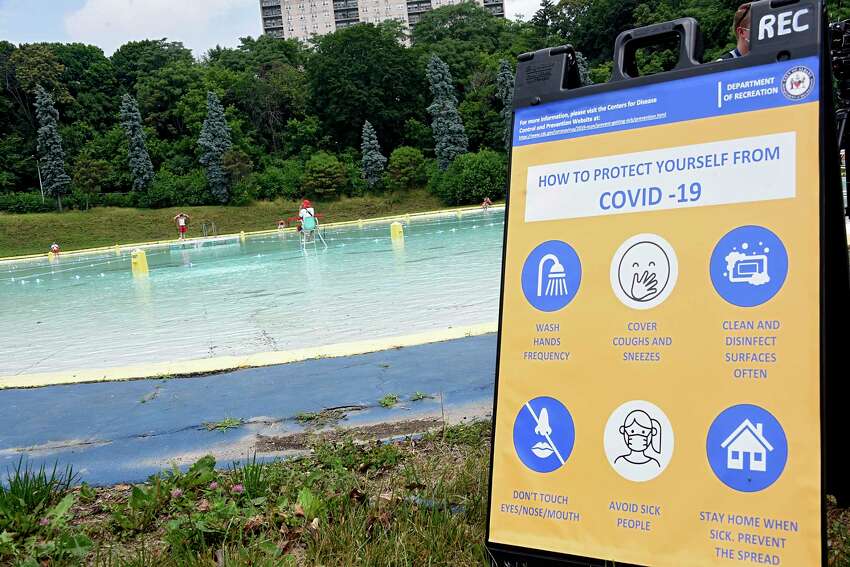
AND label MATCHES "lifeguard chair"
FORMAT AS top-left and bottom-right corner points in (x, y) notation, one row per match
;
(300, 214), (327, 250)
